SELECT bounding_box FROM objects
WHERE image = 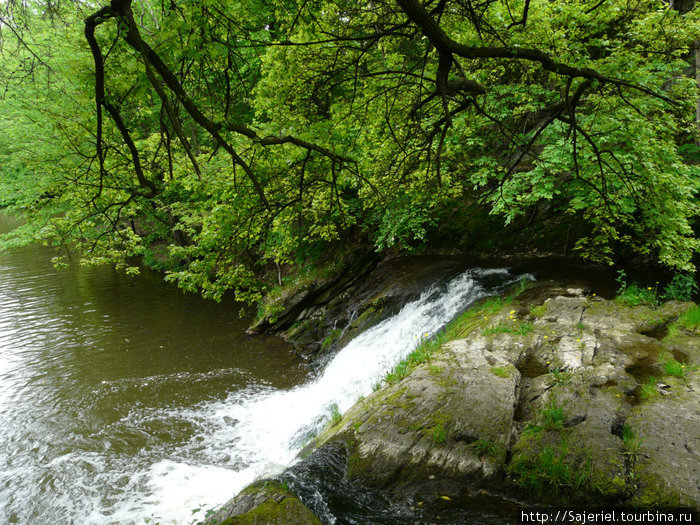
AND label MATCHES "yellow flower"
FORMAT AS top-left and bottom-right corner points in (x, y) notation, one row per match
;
(592, 293), (596, 297)
(510, 310), (515, 314)
(576, 339), (581, 342)
(544, 336), (548, 339)
(484, 316), (488, 320)
(647, 287), (652, 290)
(424, 333), (429, 336)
